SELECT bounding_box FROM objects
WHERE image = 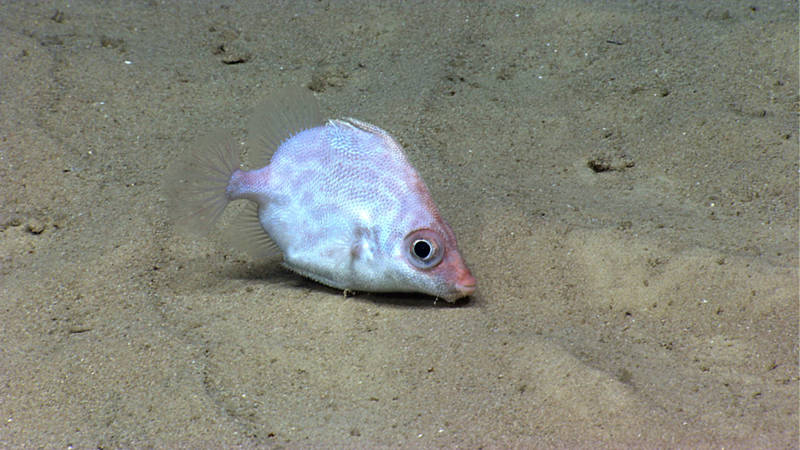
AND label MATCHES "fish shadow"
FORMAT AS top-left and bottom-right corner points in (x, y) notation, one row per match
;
(223, 261), (305, 286)
(350, 291), (475, 309)
(224, 262), (475, 309)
